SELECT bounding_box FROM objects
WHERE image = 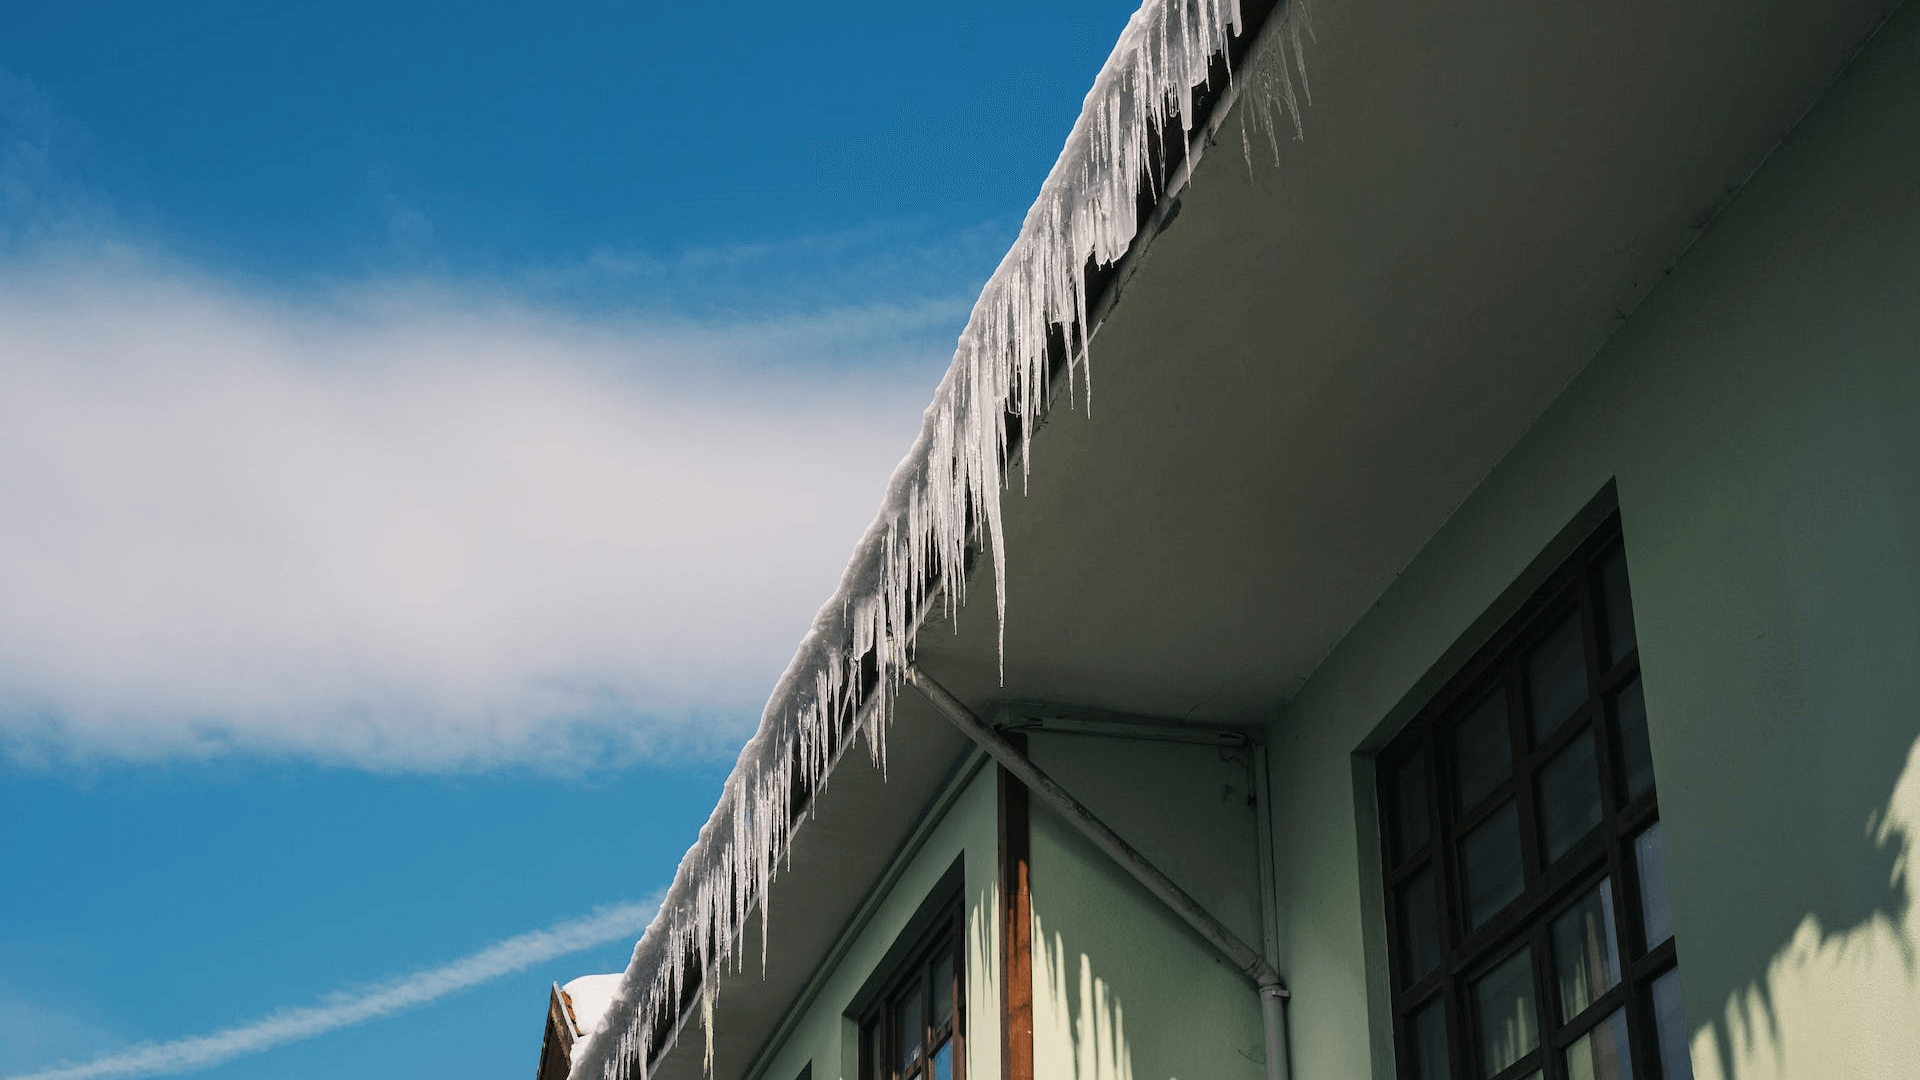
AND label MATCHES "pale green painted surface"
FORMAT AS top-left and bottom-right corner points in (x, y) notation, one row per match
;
(1026, 733), (1271, 1080)
(1262, 7), (1920, 1080)
(753, 763), (1002, 1080)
